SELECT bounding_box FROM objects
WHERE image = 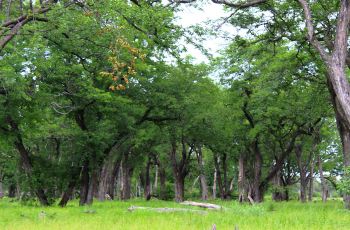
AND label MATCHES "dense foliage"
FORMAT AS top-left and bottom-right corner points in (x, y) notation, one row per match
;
(0, 0), (349, 210)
